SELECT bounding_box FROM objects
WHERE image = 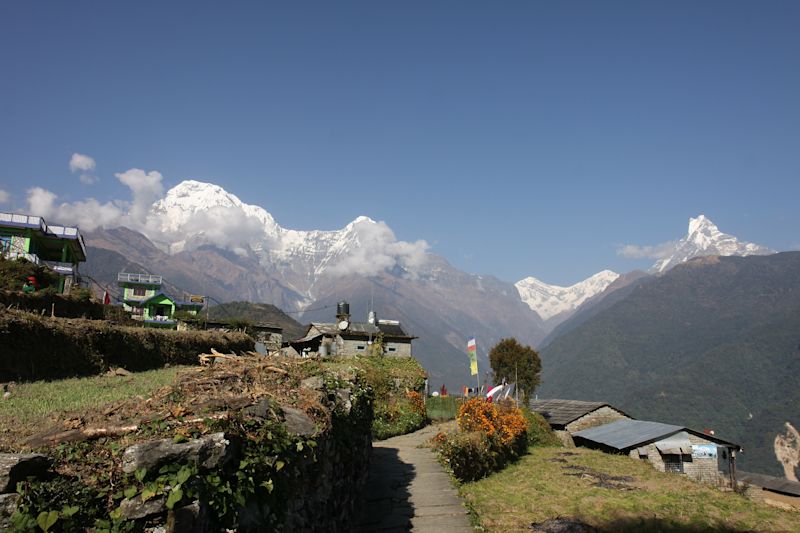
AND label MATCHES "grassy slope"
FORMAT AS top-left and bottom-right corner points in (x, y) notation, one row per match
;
(0, 366), (185, 449)
(208, 300), (306, 340)
(461, 447), (799, 532)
